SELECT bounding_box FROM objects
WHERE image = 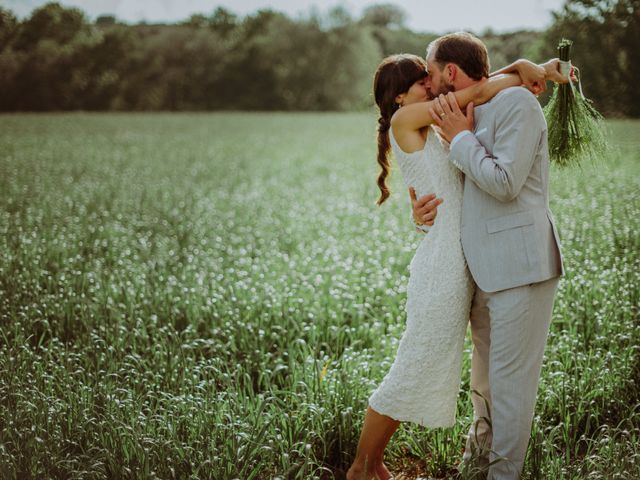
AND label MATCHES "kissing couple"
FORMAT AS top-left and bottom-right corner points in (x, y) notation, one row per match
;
(347, 32), (569, 480)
